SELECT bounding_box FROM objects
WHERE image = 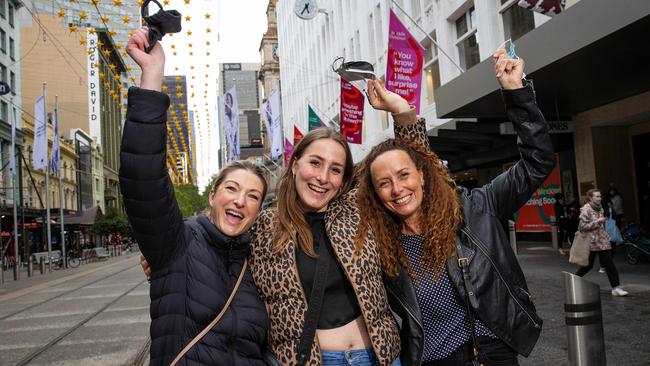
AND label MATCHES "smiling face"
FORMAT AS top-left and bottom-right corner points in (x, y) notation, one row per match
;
(291, 138), (347, 212)
(209, 169), (265, 237)
(370, 149), (425, 227)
